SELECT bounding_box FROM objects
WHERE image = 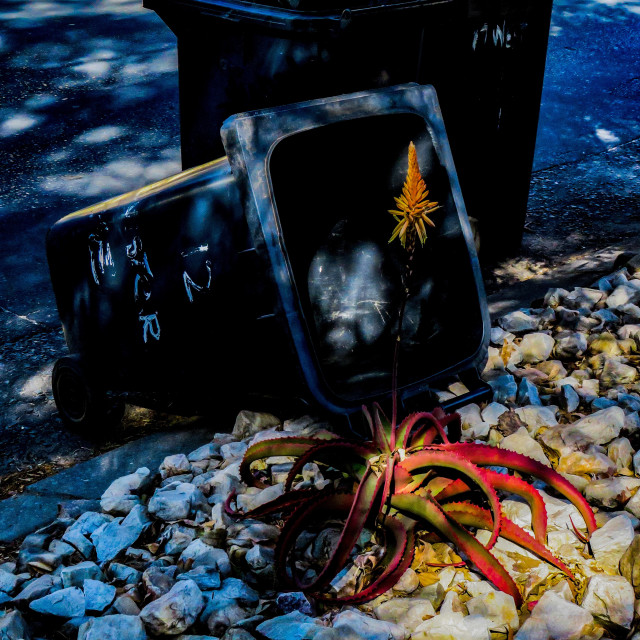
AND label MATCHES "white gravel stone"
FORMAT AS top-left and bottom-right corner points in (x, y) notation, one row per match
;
(140, 579), (204, 636)
(514, 405), (558, 436)
(374, 597), (435, 634)
(515, 591), (600, 640)
(607, 436), (634, 471)
(179, 540), (231, 576)
(0, 611), (32, 640)
(590, 515), (635, 572)
(481, 402), (508, 425)
(606, 285), (640, 309)
(581, 574), (635, 628)
(100, 467), (151, 515)
(520, 332), (555, 364)
(466, 590), (519, 632)
(30, 586), (85, 618)
(232, 410), (280, 440)
(499, 310), (539, 333)
(333, 609), (405, 640)
(413, 611), (490, 640)
(585, 477), (640, 509)
(500, 427), (551, 467)
(78, 614), (147, 640)
(148, 482), (208, 522)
